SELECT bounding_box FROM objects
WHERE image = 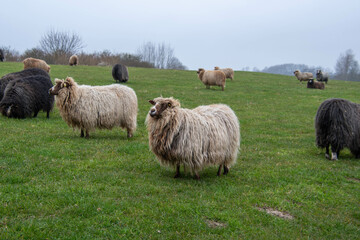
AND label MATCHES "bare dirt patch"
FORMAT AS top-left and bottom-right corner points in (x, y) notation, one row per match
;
(205, 218), (227, 228)
(347, 177), (360, 183)
(256, 207), (294, 220)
